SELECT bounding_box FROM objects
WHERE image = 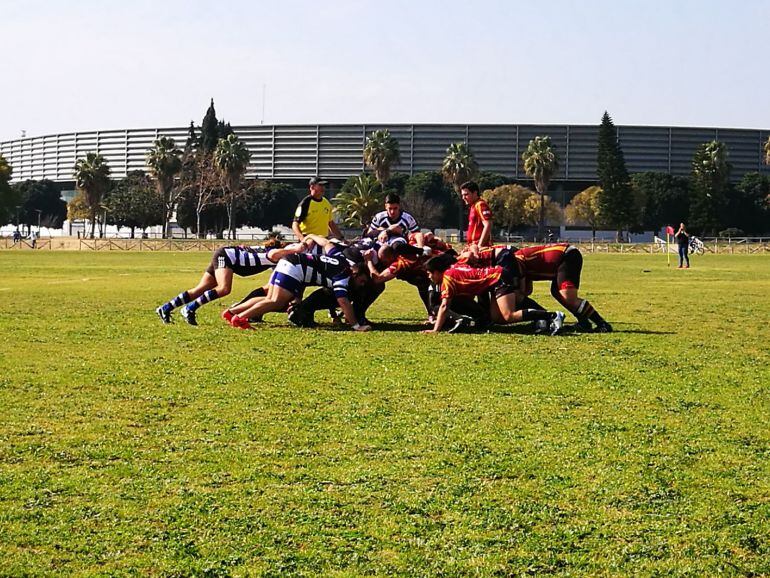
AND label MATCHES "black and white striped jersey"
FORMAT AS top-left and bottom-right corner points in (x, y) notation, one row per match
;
(207, 246), (277, 277)
(369, 210), (419, 235)
(283, 253), (352, 298)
